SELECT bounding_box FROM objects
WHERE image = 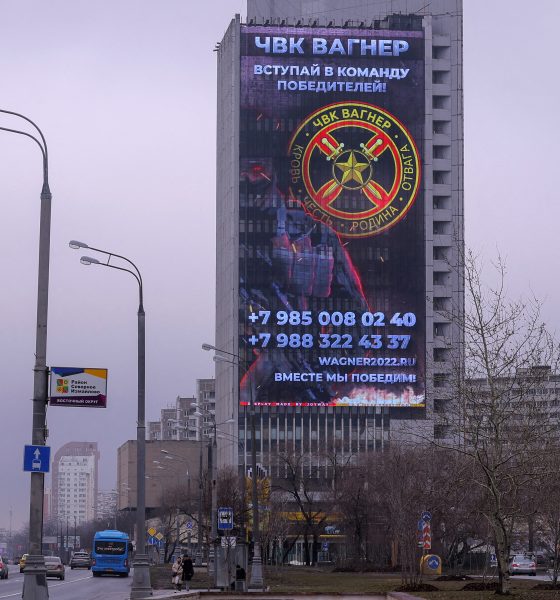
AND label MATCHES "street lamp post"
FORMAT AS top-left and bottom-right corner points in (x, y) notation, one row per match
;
(202, 343), (265, 590)
(209, 427), (217, 581)
(196, 442), (204, 567)
(69, 241), (152, 599)
(1, 109), (51, 600)
(191, 407), (234, 586)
